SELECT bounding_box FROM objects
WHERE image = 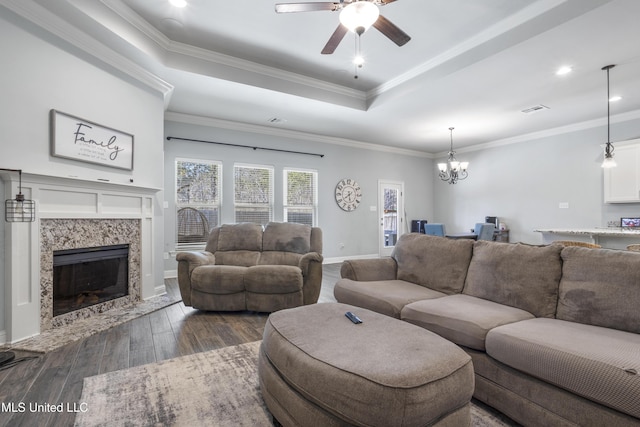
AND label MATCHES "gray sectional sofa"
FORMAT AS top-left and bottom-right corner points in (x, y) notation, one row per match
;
(177, 222), (323, 313)
(334, 233), (640, 427)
